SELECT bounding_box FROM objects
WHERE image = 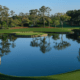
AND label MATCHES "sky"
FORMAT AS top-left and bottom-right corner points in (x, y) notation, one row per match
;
(0, 0), (80, 15)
